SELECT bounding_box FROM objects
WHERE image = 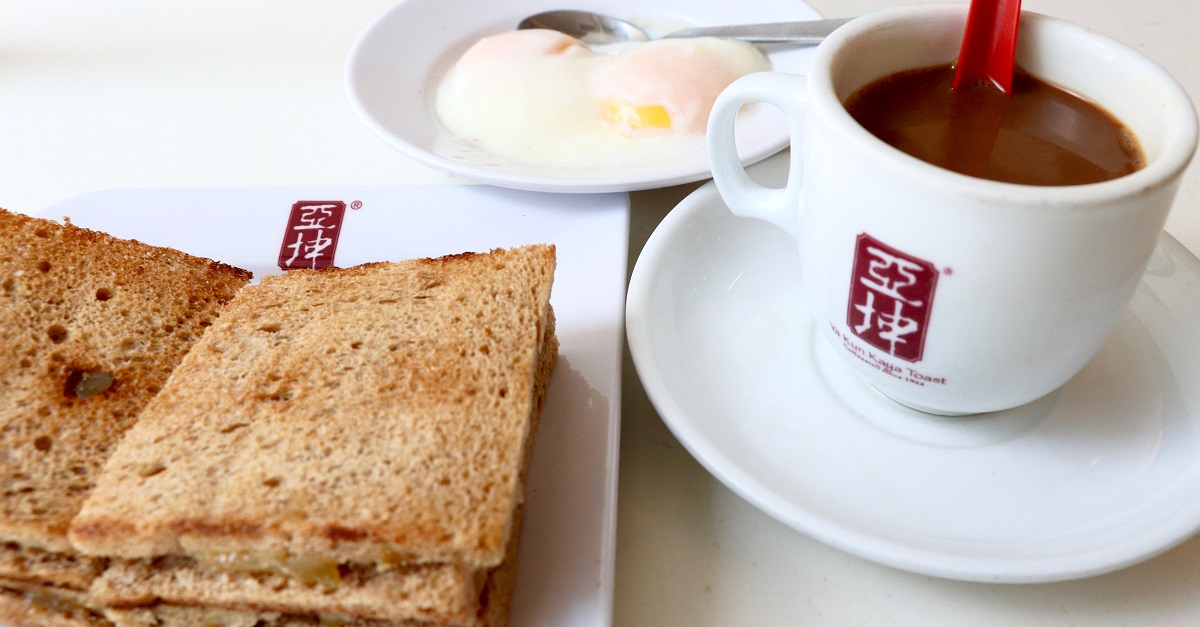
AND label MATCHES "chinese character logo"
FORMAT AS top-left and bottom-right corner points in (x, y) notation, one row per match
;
(278, 201), (346, 270)
(845, 233), (938, 363)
